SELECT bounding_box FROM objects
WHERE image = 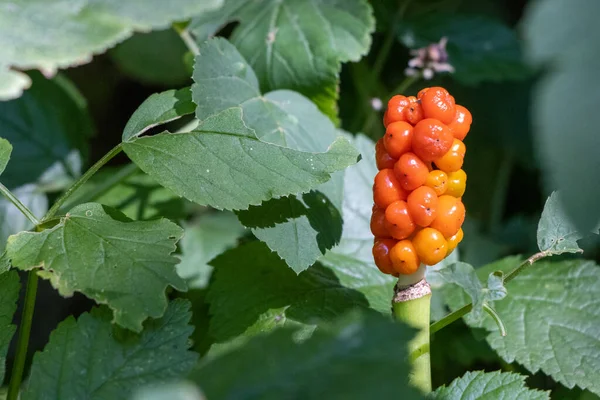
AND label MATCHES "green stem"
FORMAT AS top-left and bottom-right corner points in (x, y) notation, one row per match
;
(392, 279), (432, 393)
(7, 272), (38, 400)
(430, 251), (550, 334)
(370, 0), (413, 84)
(482, 303), (506, 337)
(43, 143), (123, 221)
(173, 24), (200, 56)
(60, 163), (139, 213)
(0, 183), (40, 226)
